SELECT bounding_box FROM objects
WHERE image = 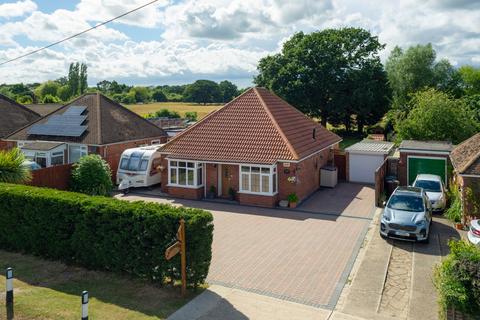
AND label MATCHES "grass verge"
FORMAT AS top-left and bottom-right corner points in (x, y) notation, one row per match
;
(126, 102), (222, 119)
(0, 250), (203, 320)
